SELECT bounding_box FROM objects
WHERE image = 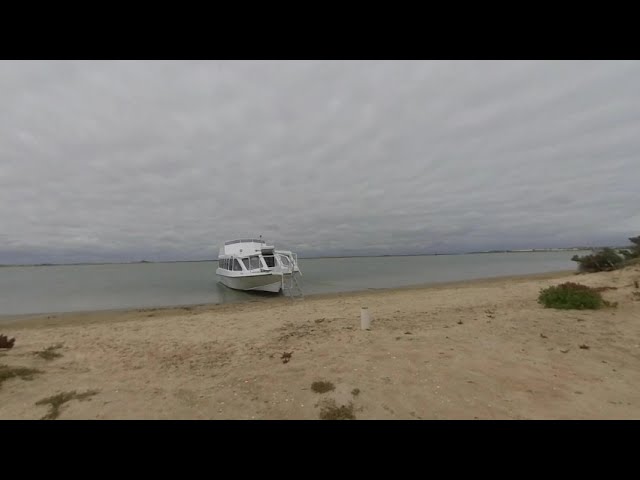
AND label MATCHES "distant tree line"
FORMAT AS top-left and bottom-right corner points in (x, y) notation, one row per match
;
(571, 235), (640, 273)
